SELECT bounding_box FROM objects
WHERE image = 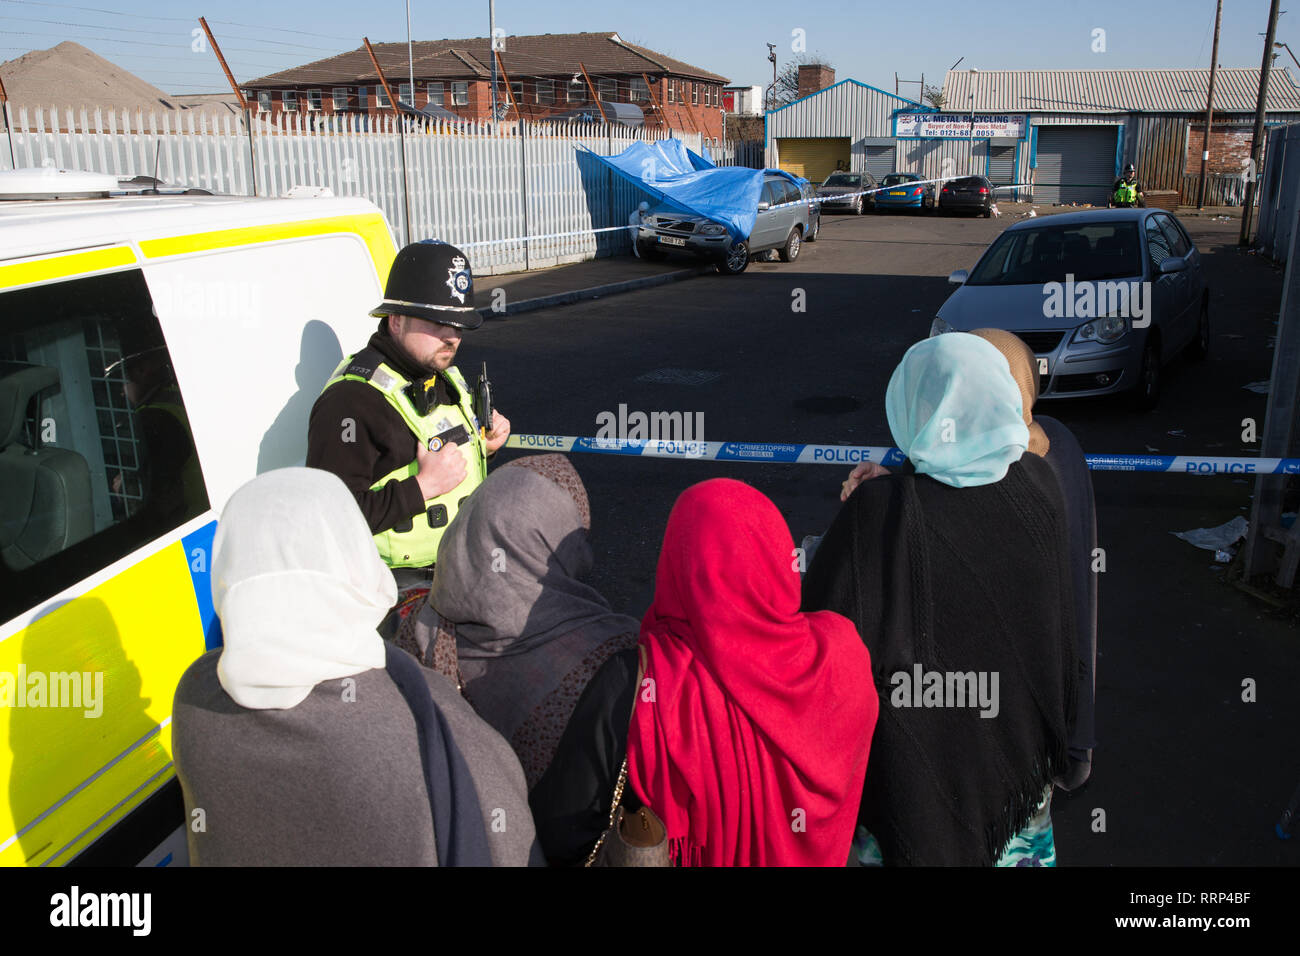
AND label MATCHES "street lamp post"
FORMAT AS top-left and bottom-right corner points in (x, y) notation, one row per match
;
(766, 43), (777, 112)
(489, 0), (498, 122)
(1276, 41), (1300, 72)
